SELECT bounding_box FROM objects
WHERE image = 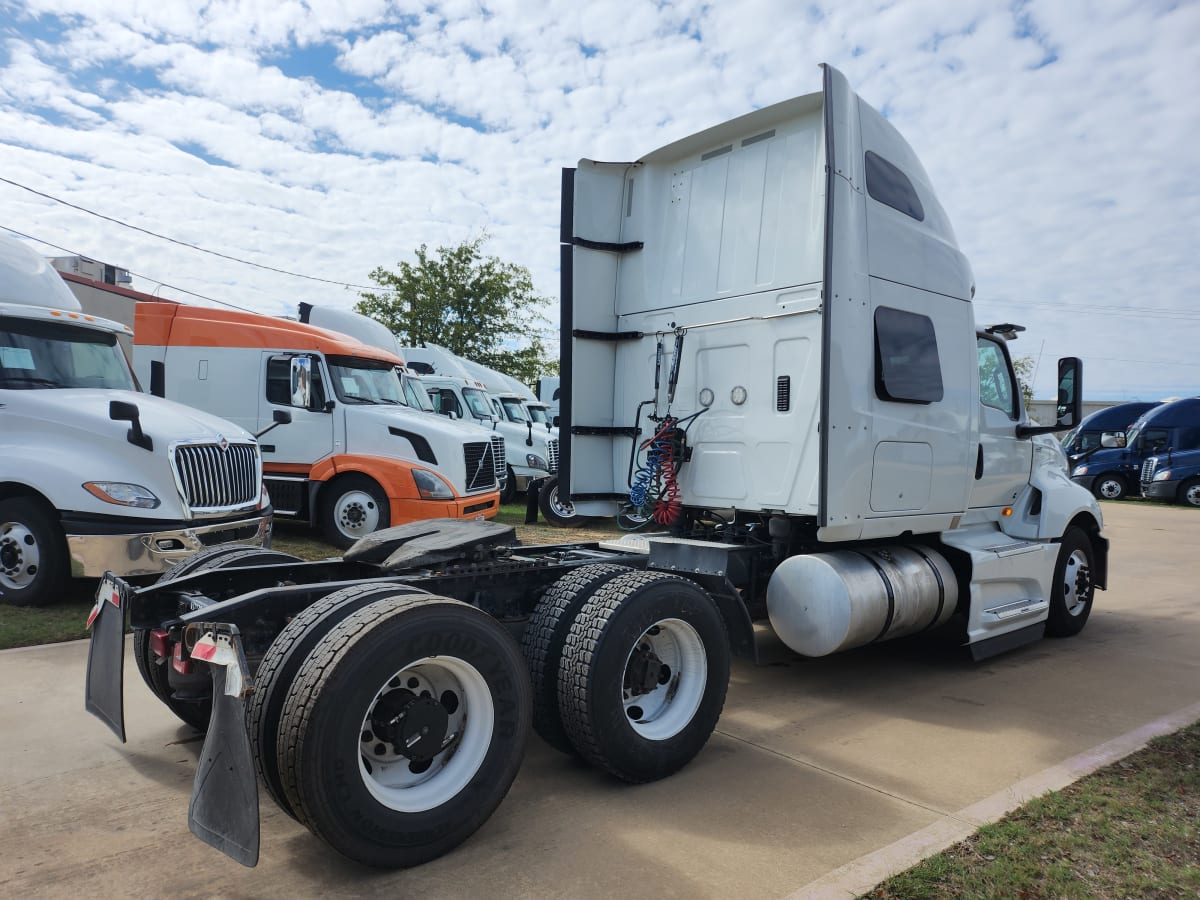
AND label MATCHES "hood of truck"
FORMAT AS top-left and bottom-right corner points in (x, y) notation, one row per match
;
(344, 404), (499, 495)
(0, 388), (257, 519)
(5, 388), (256, 443)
